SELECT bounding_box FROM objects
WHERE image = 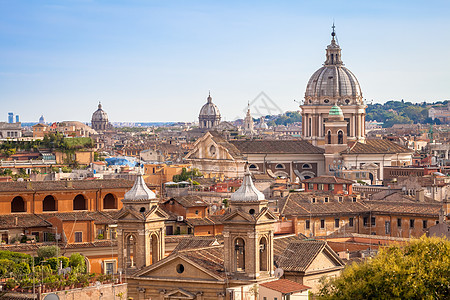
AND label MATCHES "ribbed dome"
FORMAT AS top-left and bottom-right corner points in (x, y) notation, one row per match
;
(230, 171), (265, 202)
(92, 103), (109, 122)
(123, 174), (156, 202)
(199, 95), (221, 117)
(305, 66), (361, 98)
